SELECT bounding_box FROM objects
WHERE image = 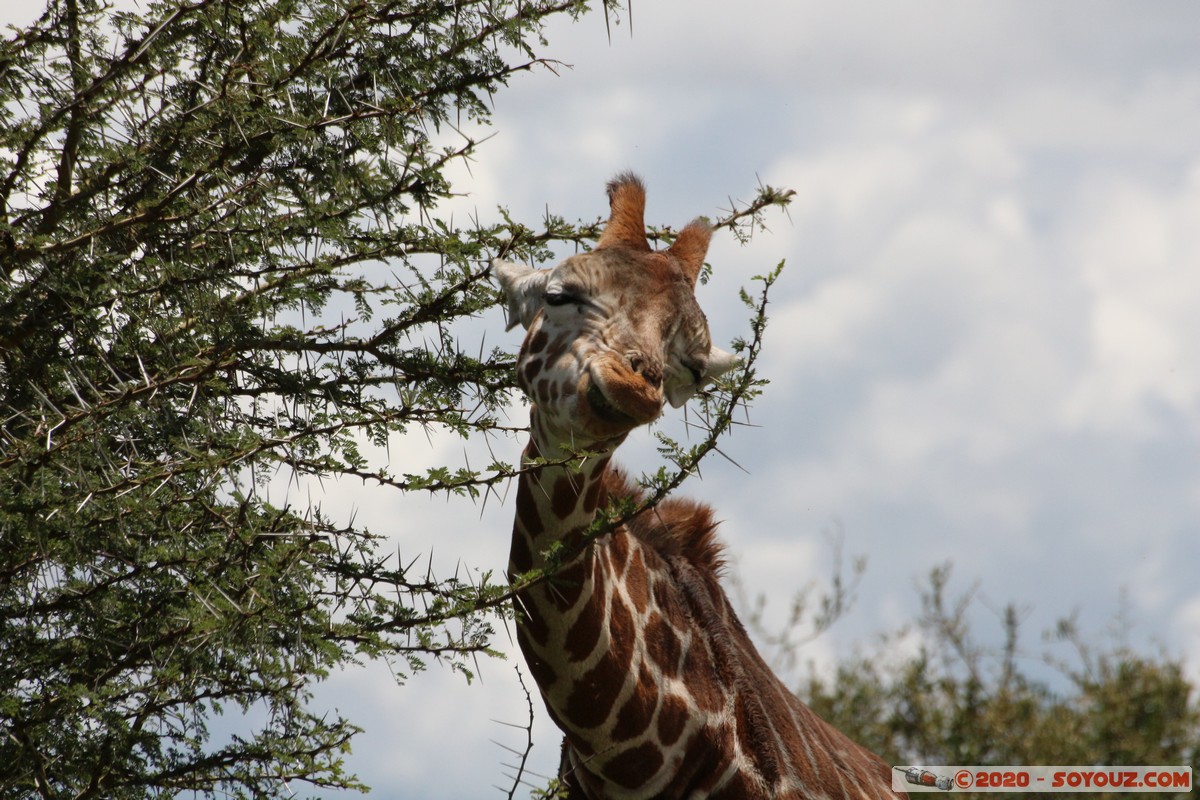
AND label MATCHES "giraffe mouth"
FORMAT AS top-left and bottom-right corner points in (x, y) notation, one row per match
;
(585, 381), (638, 427)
